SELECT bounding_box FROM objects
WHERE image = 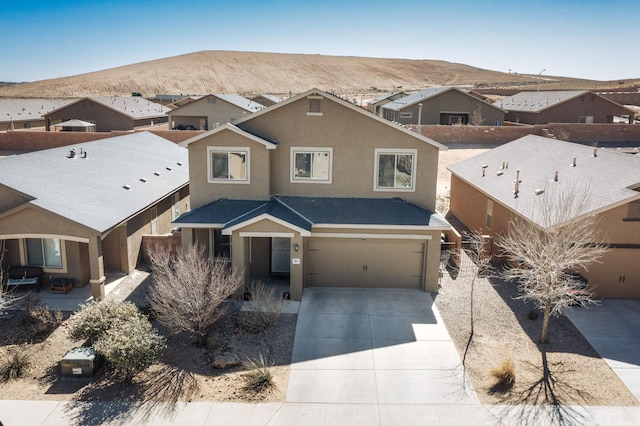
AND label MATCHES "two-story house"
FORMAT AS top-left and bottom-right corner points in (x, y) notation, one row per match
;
(174, 89), (450, 300)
